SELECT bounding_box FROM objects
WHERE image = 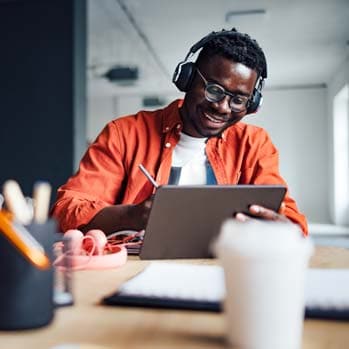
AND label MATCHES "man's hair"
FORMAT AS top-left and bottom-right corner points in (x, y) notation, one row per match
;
(196, 28), (267, 78)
